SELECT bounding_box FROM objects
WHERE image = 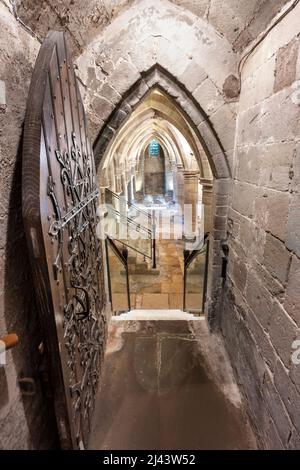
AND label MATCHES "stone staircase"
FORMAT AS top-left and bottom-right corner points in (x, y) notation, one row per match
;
(127, 252), (159, 276)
